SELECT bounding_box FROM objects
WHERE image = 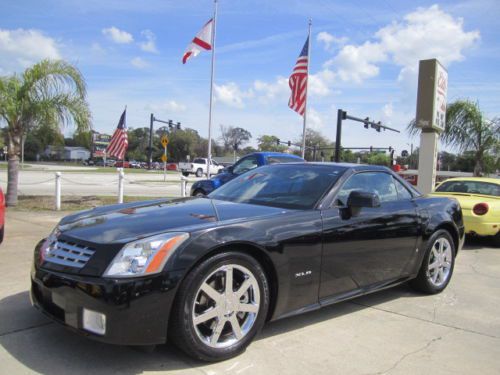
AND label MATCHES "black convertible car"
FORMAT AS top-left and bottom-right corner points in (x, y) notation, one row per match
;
(31, 163), (464, 361)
